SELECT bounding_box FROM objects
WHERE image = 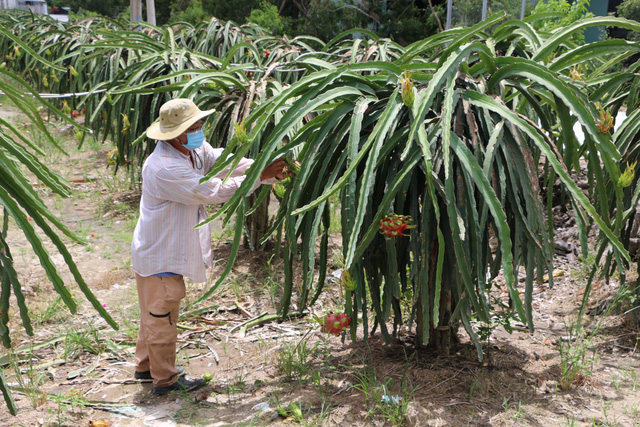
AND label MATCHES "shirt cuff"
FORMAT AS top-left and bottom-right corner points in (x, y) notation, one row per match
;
(260, 177), (279, 185)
